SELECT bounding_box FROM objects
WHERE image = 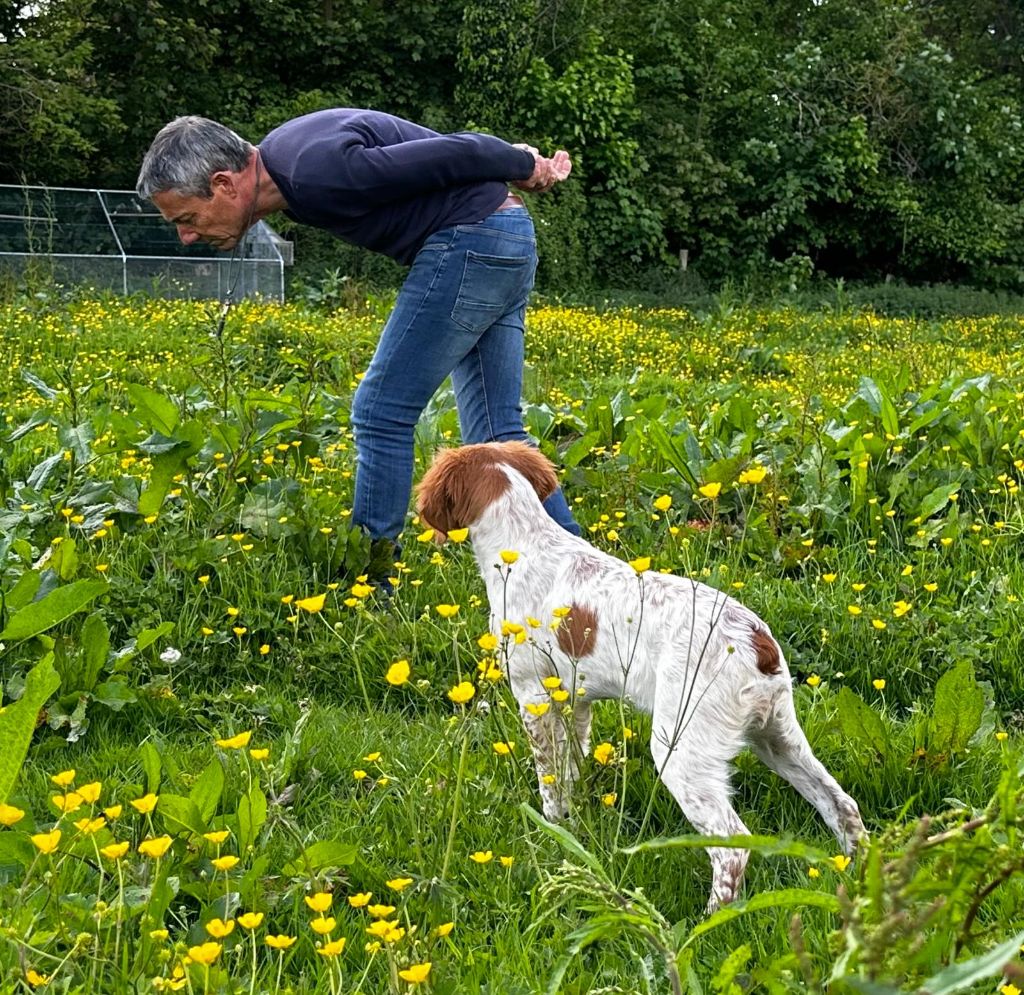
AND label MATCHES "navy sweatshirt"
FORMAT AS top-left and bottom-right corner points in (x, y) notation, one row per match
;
(258, 109), (536, 265)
